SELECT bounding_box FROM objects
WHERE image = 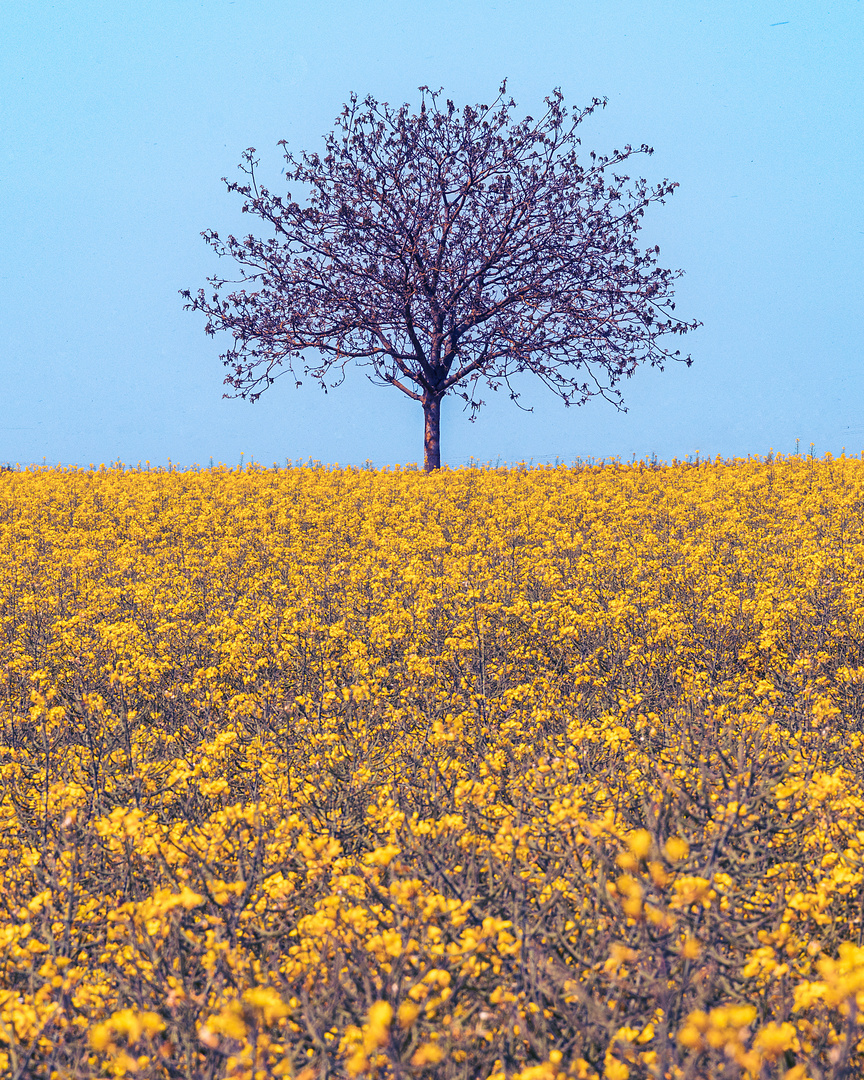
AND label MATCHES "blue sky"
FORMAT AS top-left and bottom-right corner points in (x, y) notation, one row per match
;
(2, 0), (862, 468)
